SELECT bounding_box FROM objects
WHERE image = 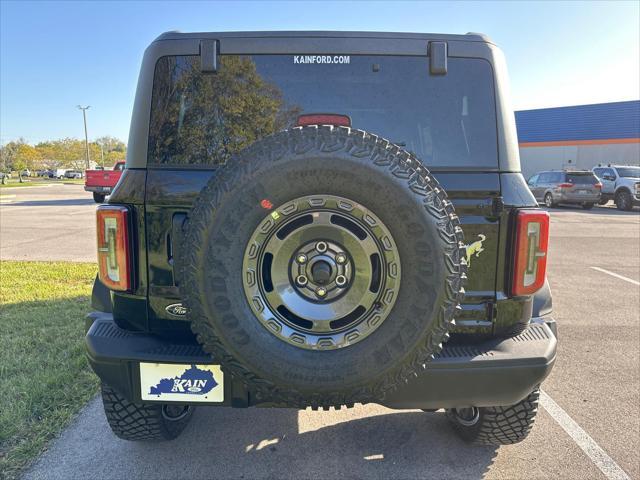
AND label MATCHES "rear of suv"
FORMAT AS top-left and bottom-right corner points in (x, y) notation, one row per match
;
(86, 31), (557, 446)
(527, 170), (601, 209)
